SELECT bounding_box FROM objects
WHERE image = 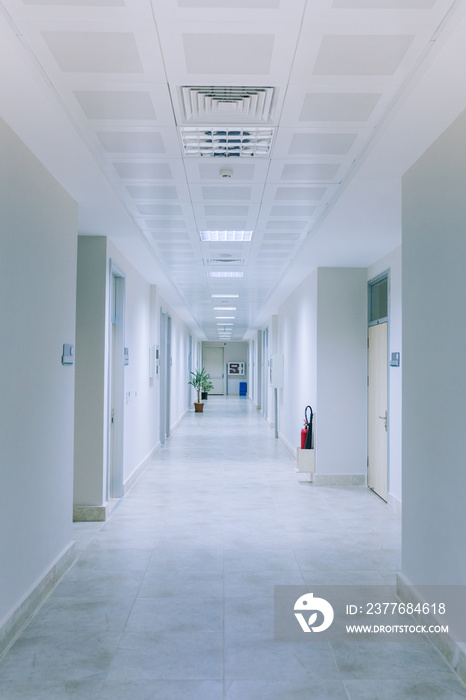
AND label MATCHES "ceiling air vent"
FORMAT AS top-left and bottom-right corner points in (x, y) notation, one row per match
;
(180, 127), (274, 158)
(180, 86), (275, 123)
